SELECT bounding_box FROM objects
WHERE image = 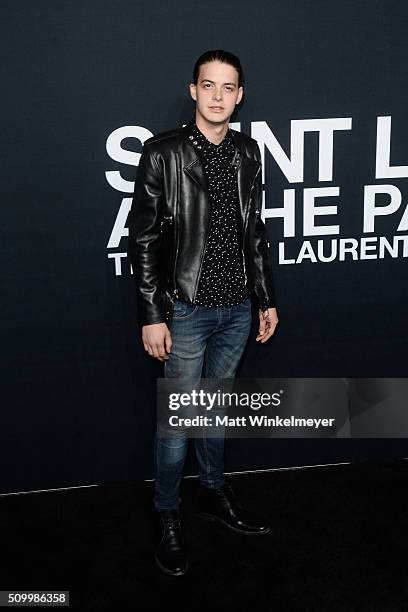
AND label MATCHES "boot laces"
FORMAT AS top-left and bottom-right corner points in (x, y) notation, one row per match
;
(162, 517), (181, 530)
